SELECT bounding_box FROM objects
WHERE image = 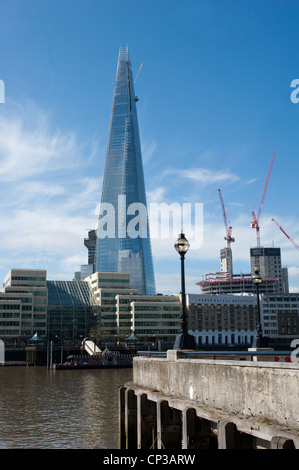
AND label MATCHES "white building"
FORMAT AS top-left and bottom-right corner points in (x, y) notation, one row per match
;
(0, 269), (47, 346)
